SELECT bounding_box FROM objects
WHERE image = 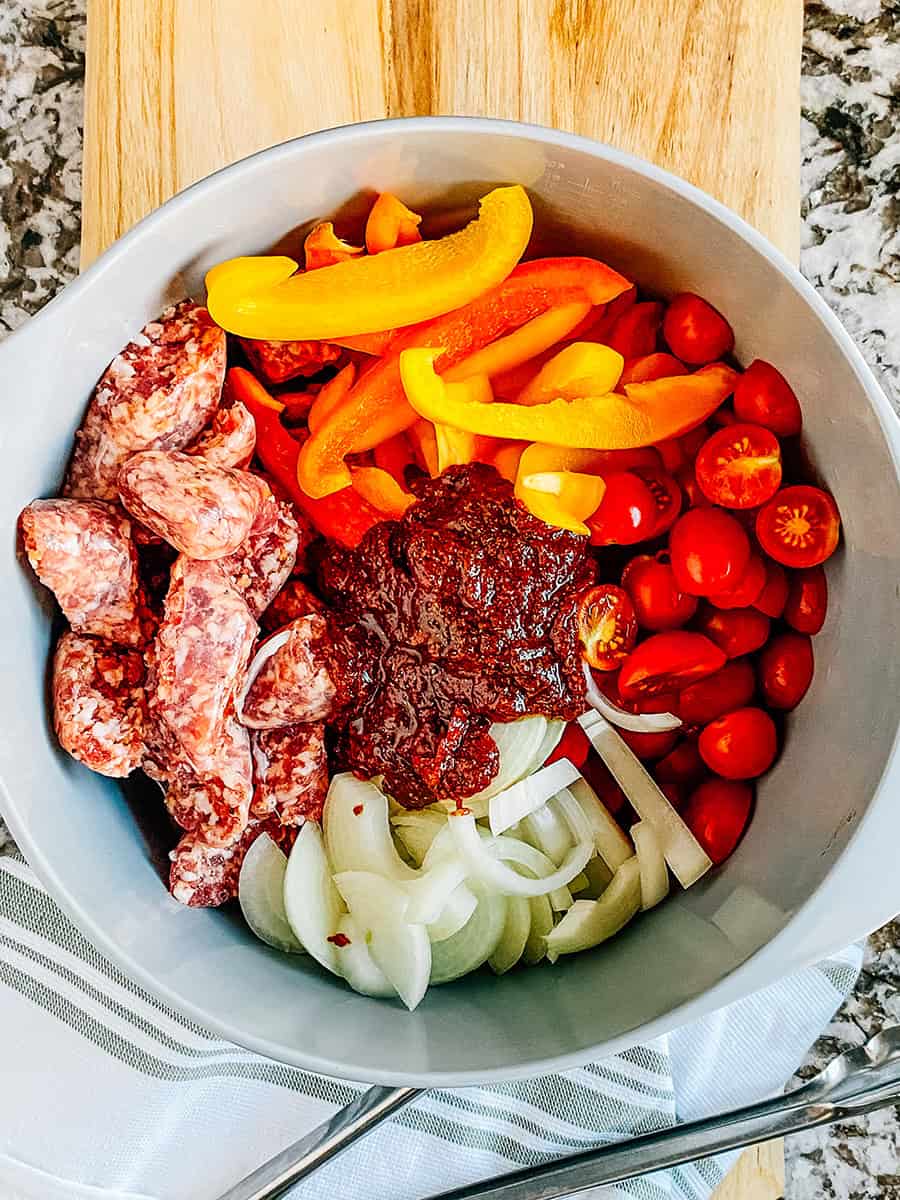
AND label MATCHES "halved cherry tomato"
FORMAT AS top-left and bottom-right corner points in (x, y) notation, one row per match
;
(617, 631), (726, 699)
(753, 559), (789, 618)
(662, 294), (734, 364)
(784, 565), (828, 634)
(620, 352), (688, 386)
(587, 472), (658, 546)
(633, 468), (682, 536)
(544, 722), (591, 769)
(677, 658), (756, 725)
(708, 552), (766, 610)
(620, 554), (698, 631)
(682, 779), (753, 864)
(759, 632), (814, 710)
(696, 607), (771, 659)
(578, 585), (638, 671)
(733, 359), (802, 437)
(618, 726), (679, 761)
(695, 423), (782, 509)
(608, 301), (664, 359)
(654, 739), (705, 785)
(756, 485), (840, 568)
(668, 508), (751, 596)
(699, 707), (777, 779)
